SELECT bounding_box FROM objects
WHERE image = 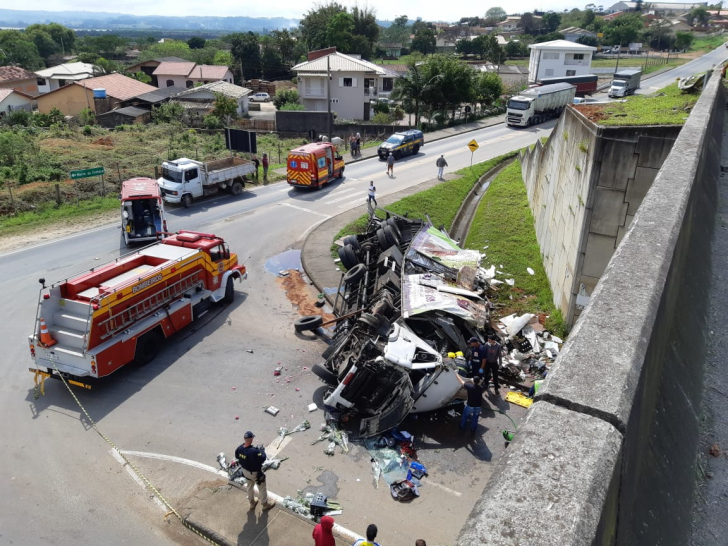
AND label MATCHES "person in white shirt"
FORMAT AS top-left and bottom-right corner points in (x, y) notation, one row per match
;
(367, 181), (377, 207)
